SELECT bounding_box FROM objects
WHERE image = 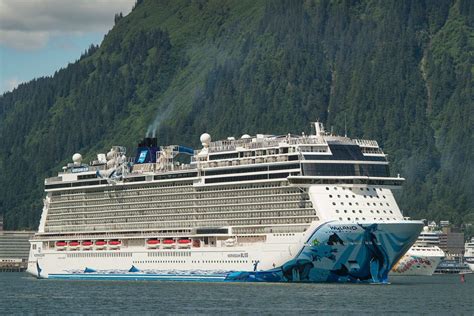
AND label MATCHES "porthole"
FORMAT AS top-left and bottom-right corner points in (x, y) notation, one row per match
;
(336, 210), (340, 213)
(359, 210), (362, 213)
(340, 202), (344, 205)
(352, 195), (355, 198)
(334, 187), (337, 190)
(363, 195), (367, 198)
(345, 195), (349, 198)
(344, 210), (348, 213)
(355, 202), (359, 206)
(337, 195), (341, 198)
(352, 210), (356, 213)
(389, 211), (393, 214)
(329, 195), (333, 198)
(376, 210), (380, 213)
(383, 196), (386, 199)
(326, 187), (330, 190)
(349, 202), (352, 206)
(332, 202), (336, 205)
(386, 203), (390, 206)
